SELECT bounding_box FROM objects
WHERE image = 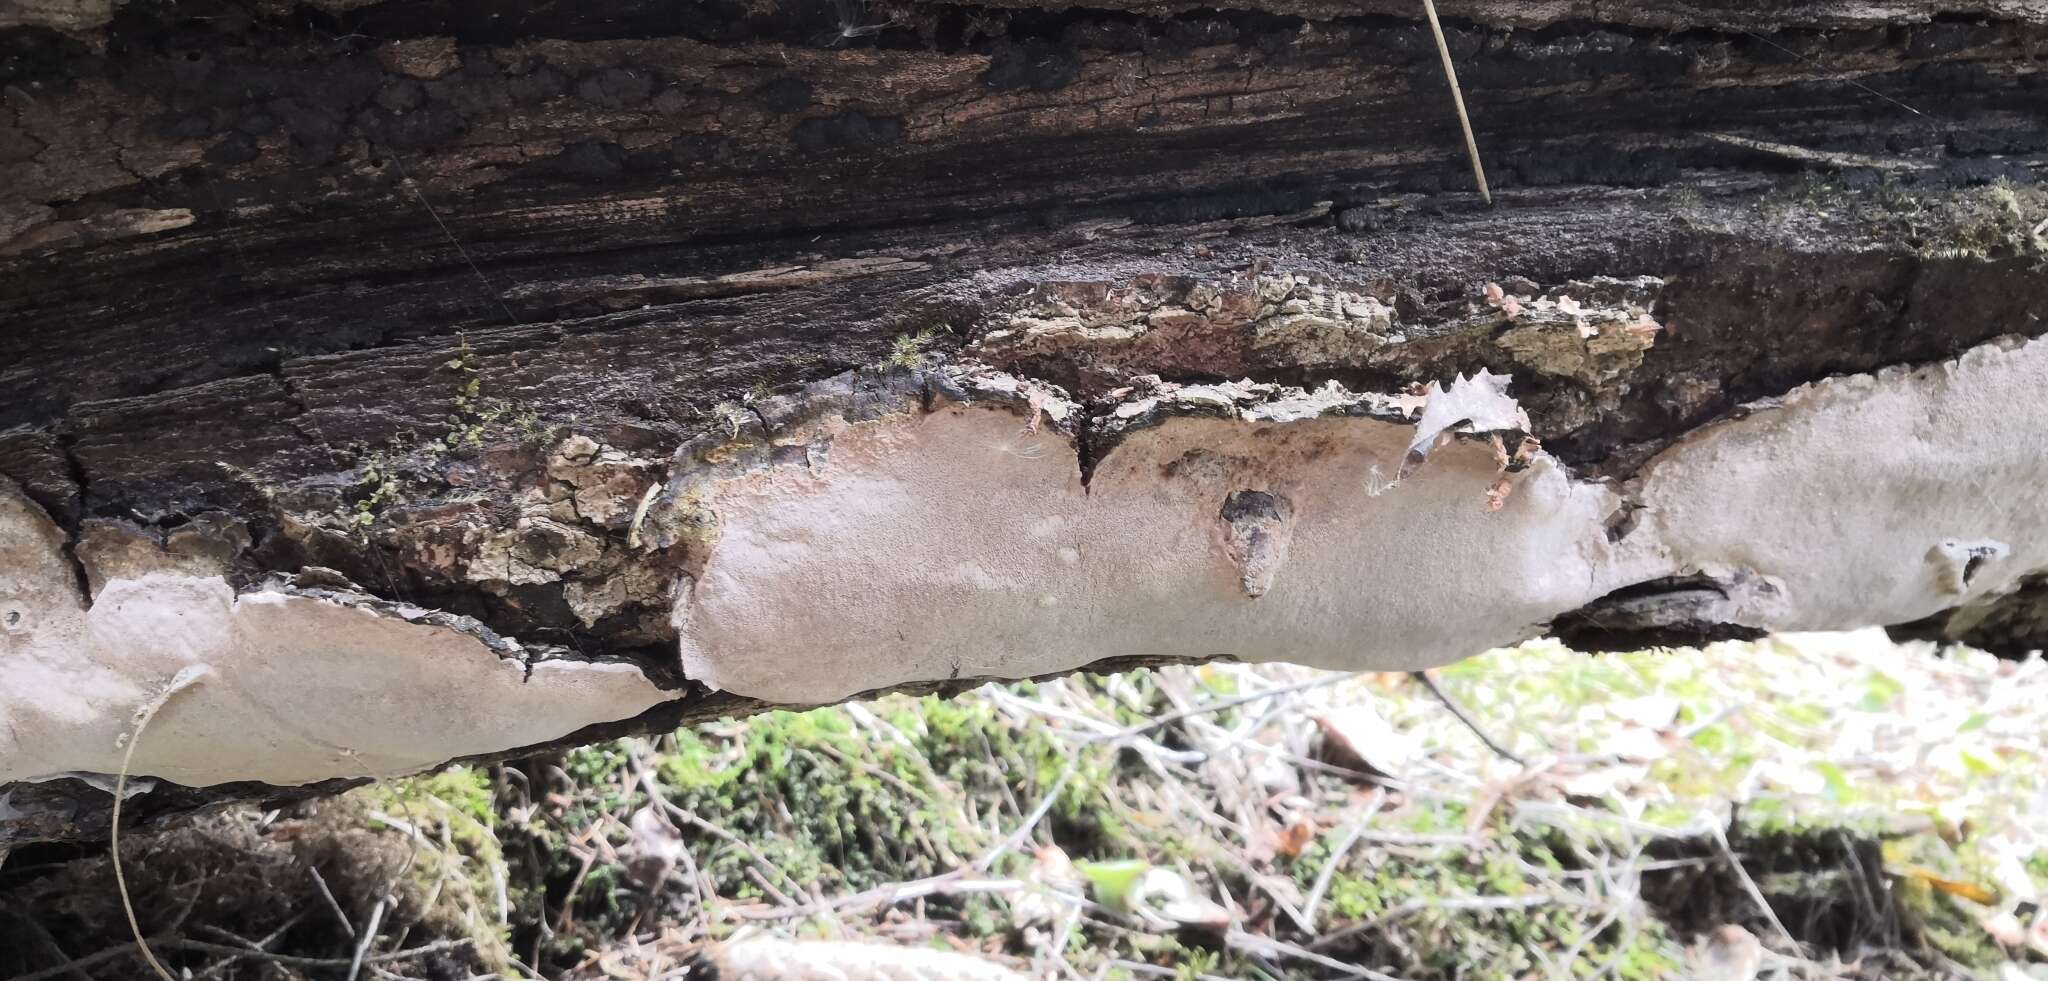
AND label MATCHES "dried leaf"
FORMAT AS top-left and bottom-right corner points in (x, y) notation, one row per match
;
(1559, 763), (1651, 799)
(1077, 859), (1151, 912)
(1986, 910), (2027, 947)
(1689, 924), (1763, 981)
(1010, 846), (1080, 929)
(1033, 844), (1079, 887)
(622, 805), (684, 890)
(1314, 704), (1418, 781)
(1604, 695), (1682, 730)
(1613, 726), (1675, 763)
(1401, 370), (1530, 479)
(1989, 838), (2042, 905)
(1131, 867), (1234, 932)
(596, 947), (642, 979)
(1486, 474), (1514, 512)
(704, 939), (1029, 980)
(1274, 816), (1318, 859)
(1895, 865), (1997, 905)
(1247, 746), (1301, 797)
